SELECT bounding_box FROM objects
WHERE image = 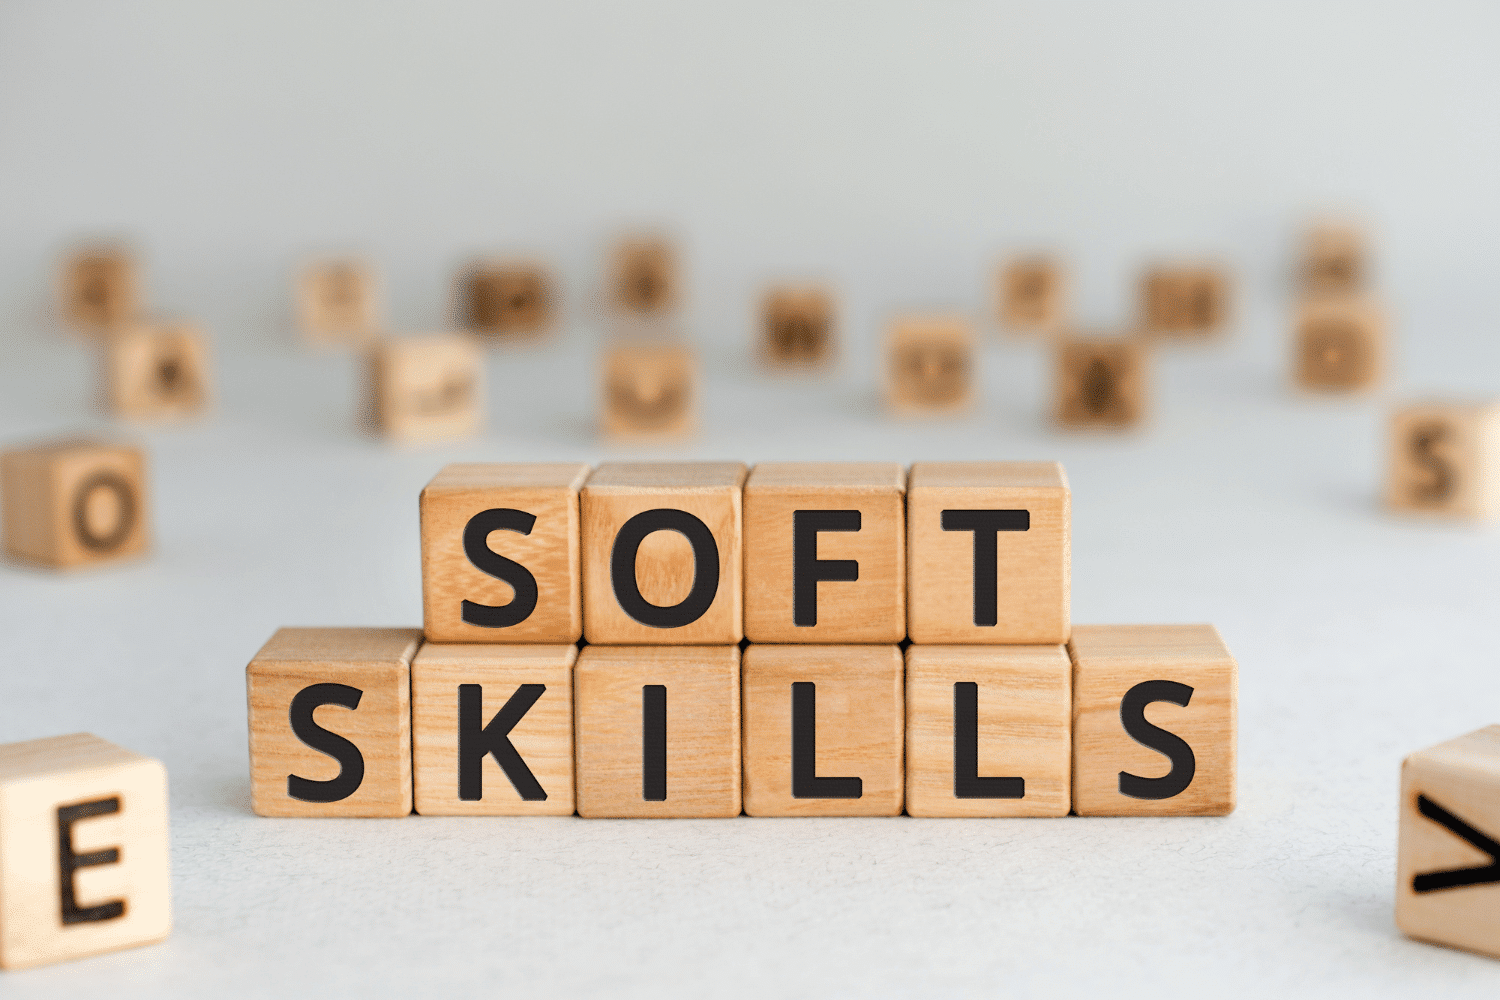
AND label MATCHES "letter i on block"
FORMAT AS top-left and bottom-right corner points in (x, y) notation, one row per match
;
(1, 437), (149, 570)
(0, 734), (170, 970)
(421, 463), (590, 643)
(246, 627), (422, 817)
(1070, 625), (1236, 816)
(1396, 726), (1500, 959)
